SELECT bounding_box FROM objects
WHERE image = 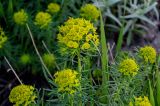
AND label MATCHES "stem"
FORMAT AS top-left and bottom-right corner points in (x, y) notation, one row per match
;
(77, 52), (82, 106)
(26, 24), (53, 80)
(69, 94), (74, 106)
(4, 56), (23, 84)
